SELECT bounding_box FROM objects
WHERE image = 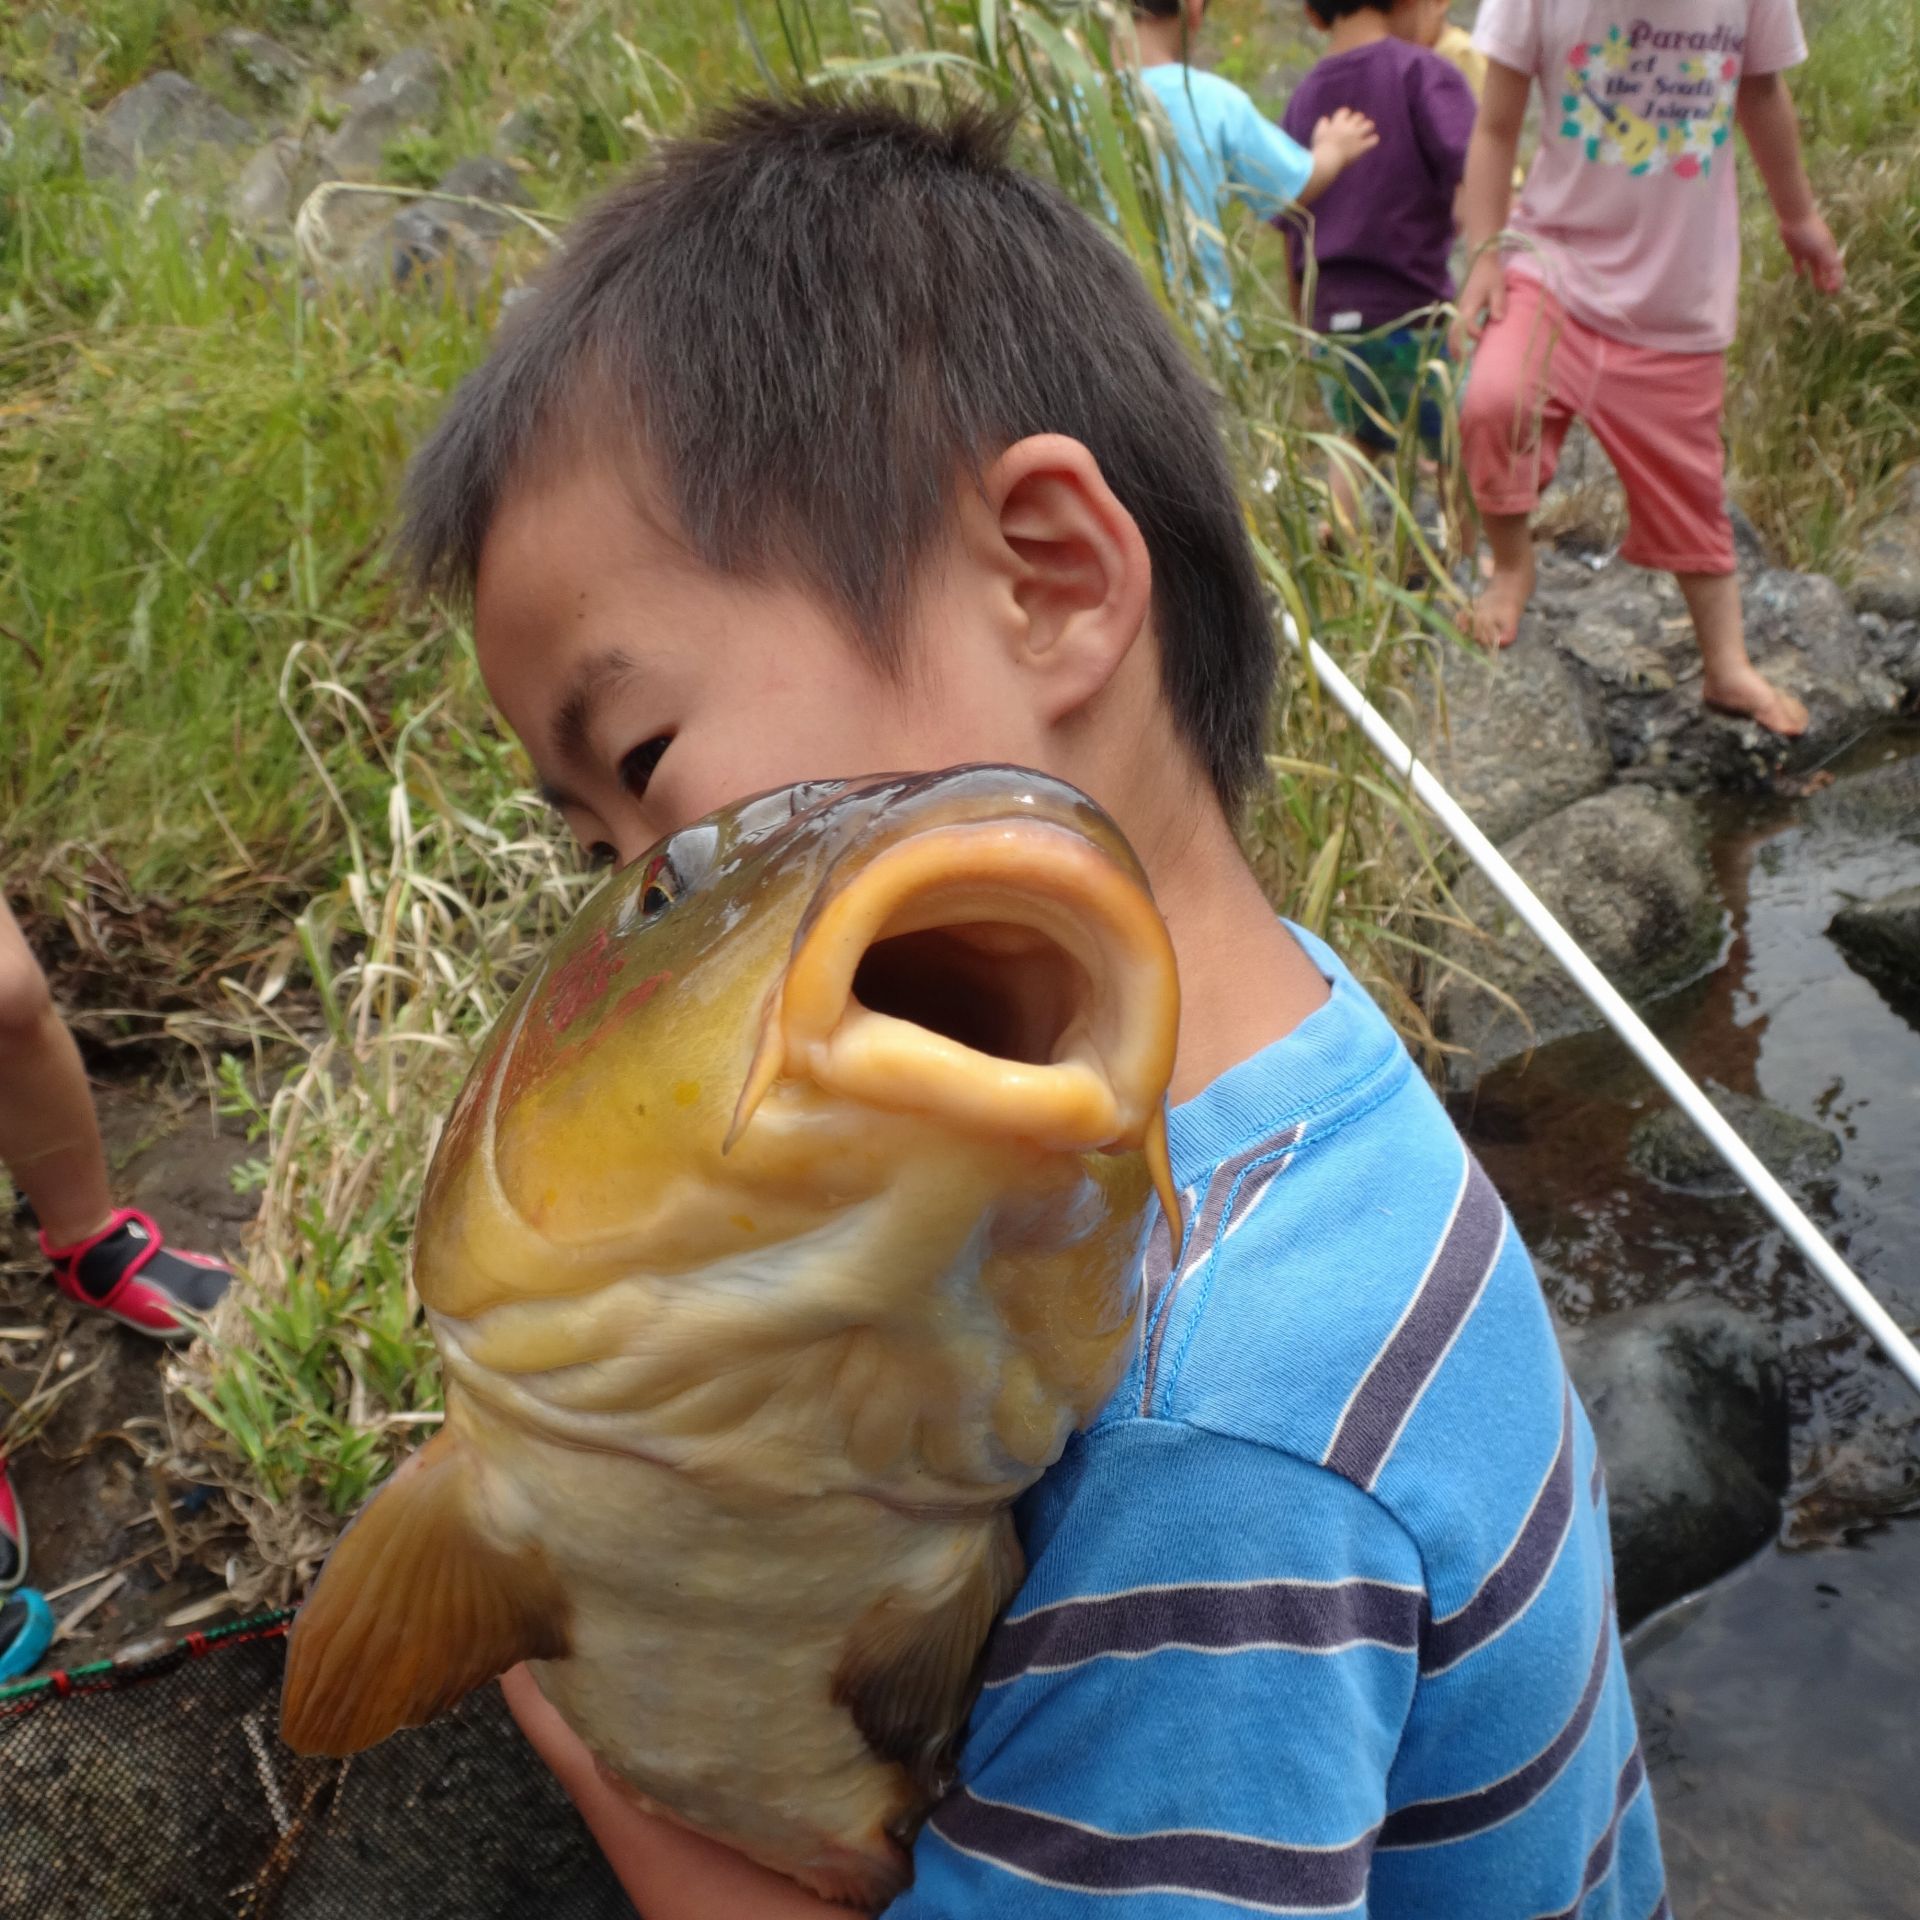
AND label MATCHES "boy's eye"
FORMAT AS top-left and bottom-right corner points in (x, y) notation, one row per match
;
(620, 736), (672, 802)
